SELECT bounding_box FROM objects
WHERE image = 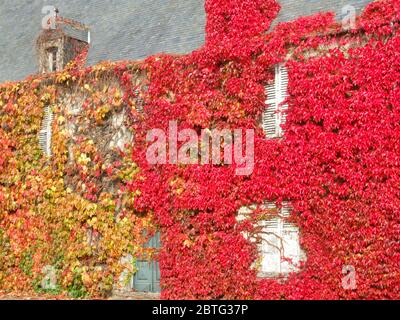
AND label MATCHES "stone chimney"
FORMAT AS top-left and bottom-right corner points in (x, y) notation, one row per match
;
(36, 8), (90, 74)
